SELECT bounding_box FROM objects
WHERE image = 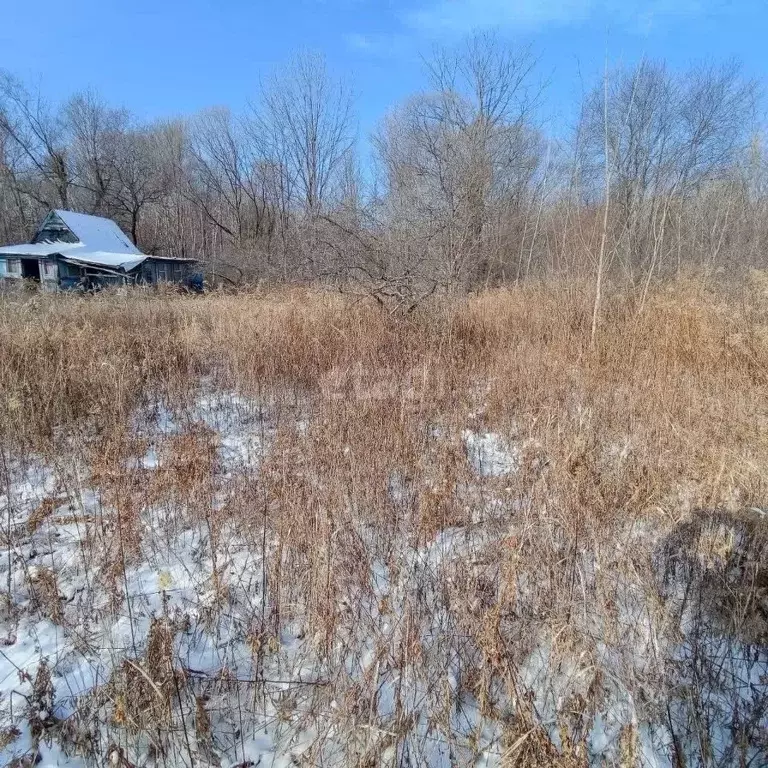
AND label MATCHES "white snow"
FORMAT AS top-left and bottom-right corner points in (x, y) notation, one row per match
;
(462, 429), (519, 477)
(0, 391), (765, 766)
(53, 210), (141, 255)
